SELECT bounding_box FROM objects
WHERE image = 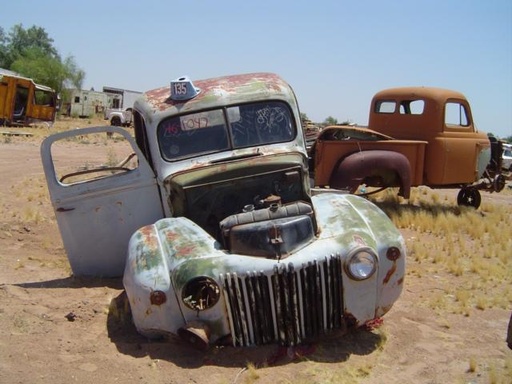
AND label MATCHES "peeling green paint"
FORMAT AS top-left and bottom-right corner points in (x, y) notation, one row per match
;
(173, 258), (224, 289)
